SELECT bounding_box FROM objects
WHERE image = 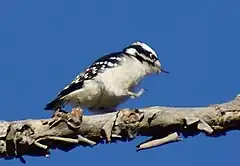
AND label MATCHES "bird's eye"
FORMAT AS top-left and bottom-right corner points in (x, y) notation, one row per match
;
(149, 53), (154, 59)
